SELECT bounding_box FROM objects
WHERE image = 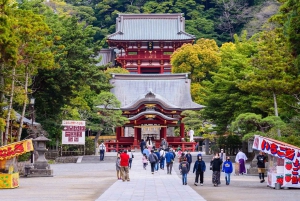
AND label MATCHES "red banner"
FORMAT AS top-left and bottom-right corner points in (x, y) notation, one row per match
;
(0, 139), (34, 160)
